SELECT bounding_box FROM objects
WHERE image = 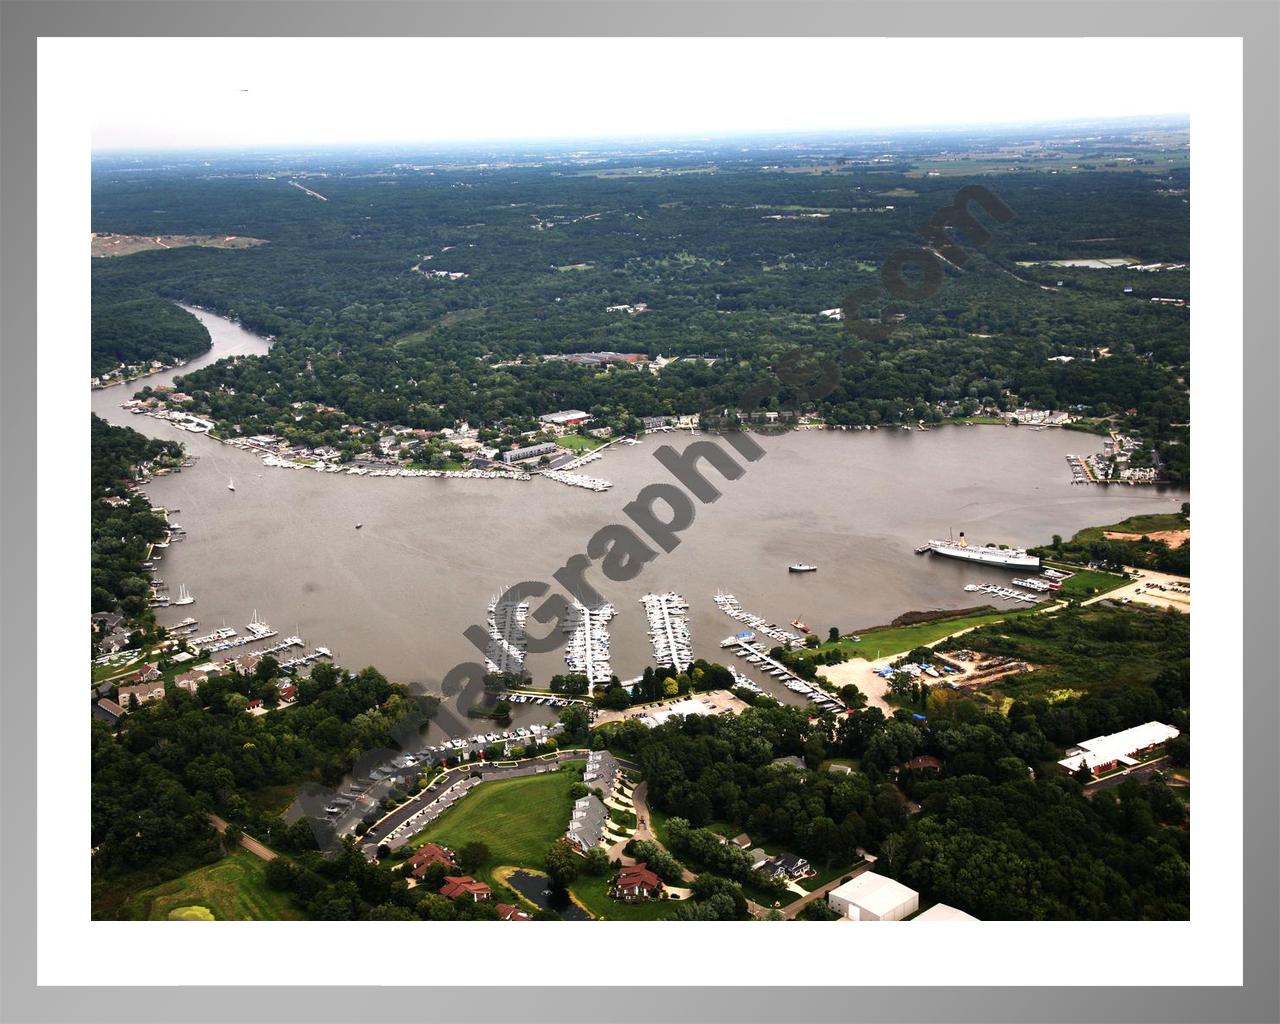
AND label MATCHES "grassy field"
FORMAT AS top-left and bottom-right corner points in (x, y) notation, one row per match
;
(120, 848), (300, 921)
(555, 434), (607, 452)
(797, 607), (1044, 663)
(406, 762), (584, 888)
(1046, 564), (1129, 598)
(1068, 513), (1188, 544)
(570, 873), (678, 920)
